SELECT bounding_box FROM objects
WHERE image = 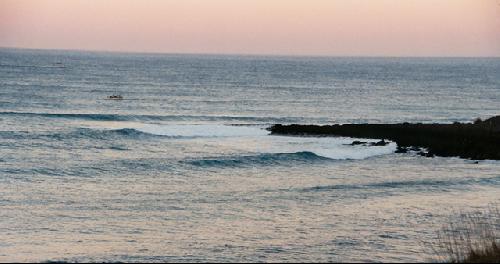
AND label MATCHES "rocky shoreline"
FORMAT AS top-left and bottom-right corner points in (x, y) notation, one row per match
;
(268, 116), (500, 160)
